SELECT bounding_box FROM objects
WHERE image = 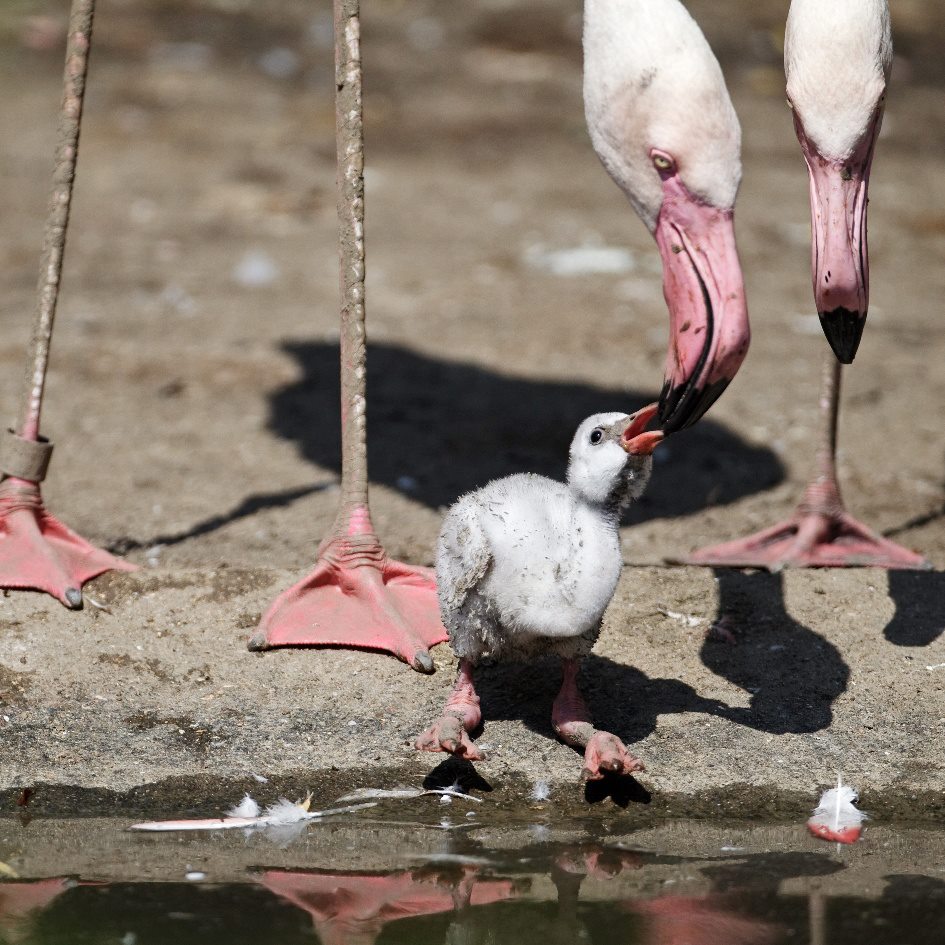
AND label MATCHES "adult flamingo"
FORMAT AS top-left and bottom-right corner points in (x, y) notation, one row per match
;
(252, 0), (751, 673)
(0, 0), (134, 608)
(585, 0), (751, 435)
(687, 0), (929, 569)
